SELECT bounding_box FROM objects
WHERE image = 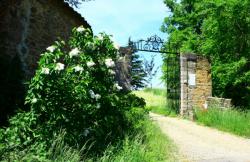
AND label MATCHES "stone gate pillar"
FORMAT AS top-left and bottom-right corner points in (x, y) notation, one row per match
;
(180, 53), (212, 119)
(115, 47), (132, 91)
